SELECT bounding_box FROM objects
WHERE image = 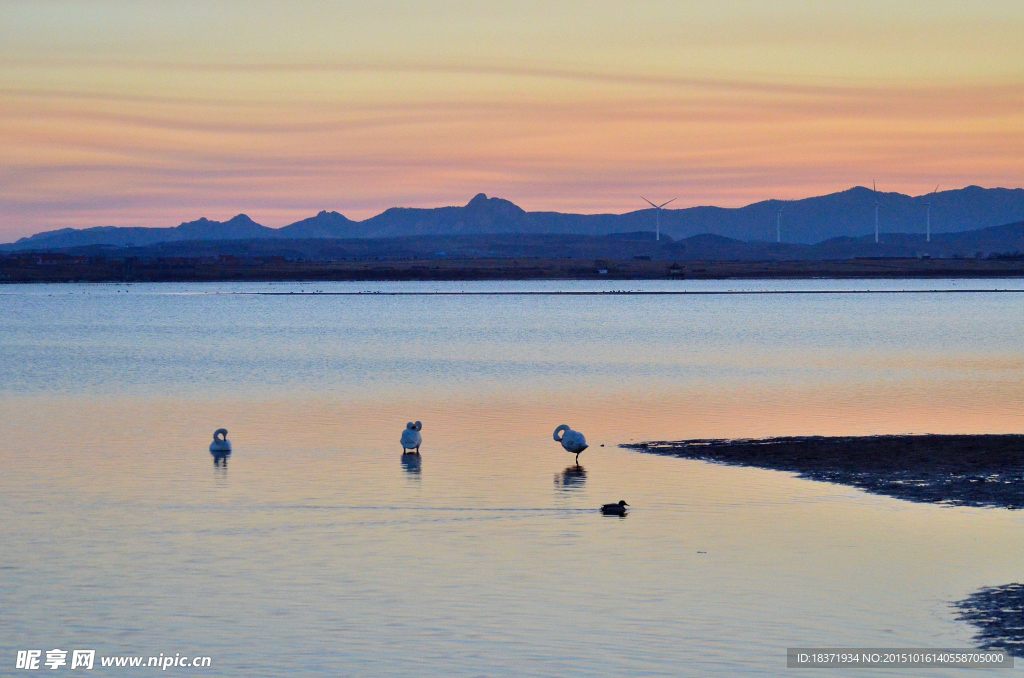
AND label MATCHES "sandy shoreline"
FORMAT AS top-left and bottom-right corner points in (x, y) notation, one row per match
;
(623, 434), (1024, 509)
